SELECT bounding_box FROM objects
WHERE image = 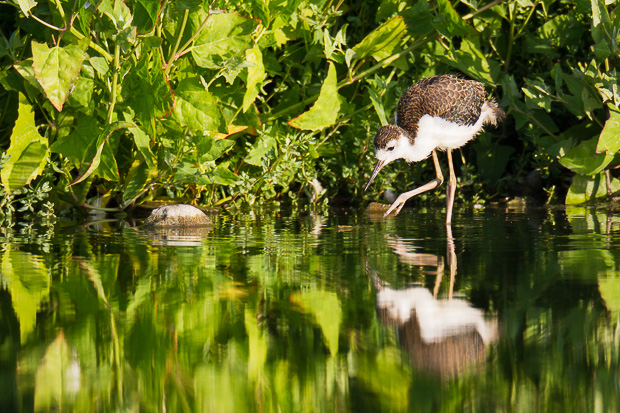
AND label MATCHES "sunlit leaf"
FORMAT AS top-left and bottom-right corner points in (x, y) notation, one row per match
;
(559, 136), (614, 175)
(122, 160), (150, 205)
(596, 105), (620, 154)
(1, 92), (48, 193)
(351, 15), (406, 62)
(190, 10), (258, 69)
(245, 135), (276, 166)
(435, 0), (475, 37)
(565, 172), (620, 204)
(99, 0), (134, 30)
(133, 0), (161, 33)
(31, 40), (87, 112)
(242, 44), (264, 112)
(212, 165), (239, 185)
(173, 77), (228, 134)
(288, 62), (343, 131)
(16, 0), (37, 16)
